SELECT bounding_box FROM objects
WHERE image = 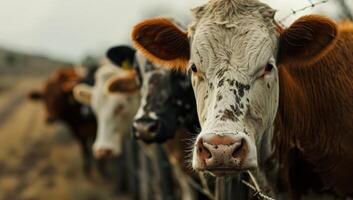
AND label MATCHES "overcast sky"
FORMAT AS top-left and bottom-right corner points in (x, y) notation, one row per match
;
(0, 0), (344, 62)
